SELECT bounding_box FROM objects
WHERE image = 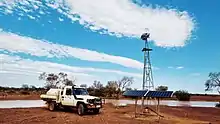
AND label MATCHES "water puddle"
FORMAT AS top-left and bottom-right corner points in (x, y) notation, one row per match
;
(0, 100), (46, 108)
(105, 99), (218, 108)
(0, 99), (218, 108)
